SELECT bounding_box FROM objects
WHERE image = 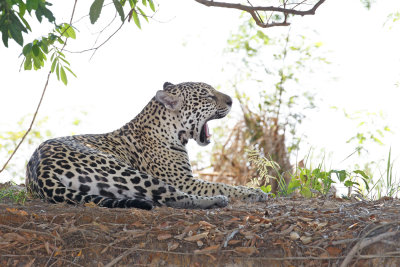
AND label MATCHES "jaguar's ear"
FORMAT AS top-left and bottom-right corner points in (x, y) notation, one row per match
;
(163, 82), (174, 90)
(155, 90), (182, 111)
